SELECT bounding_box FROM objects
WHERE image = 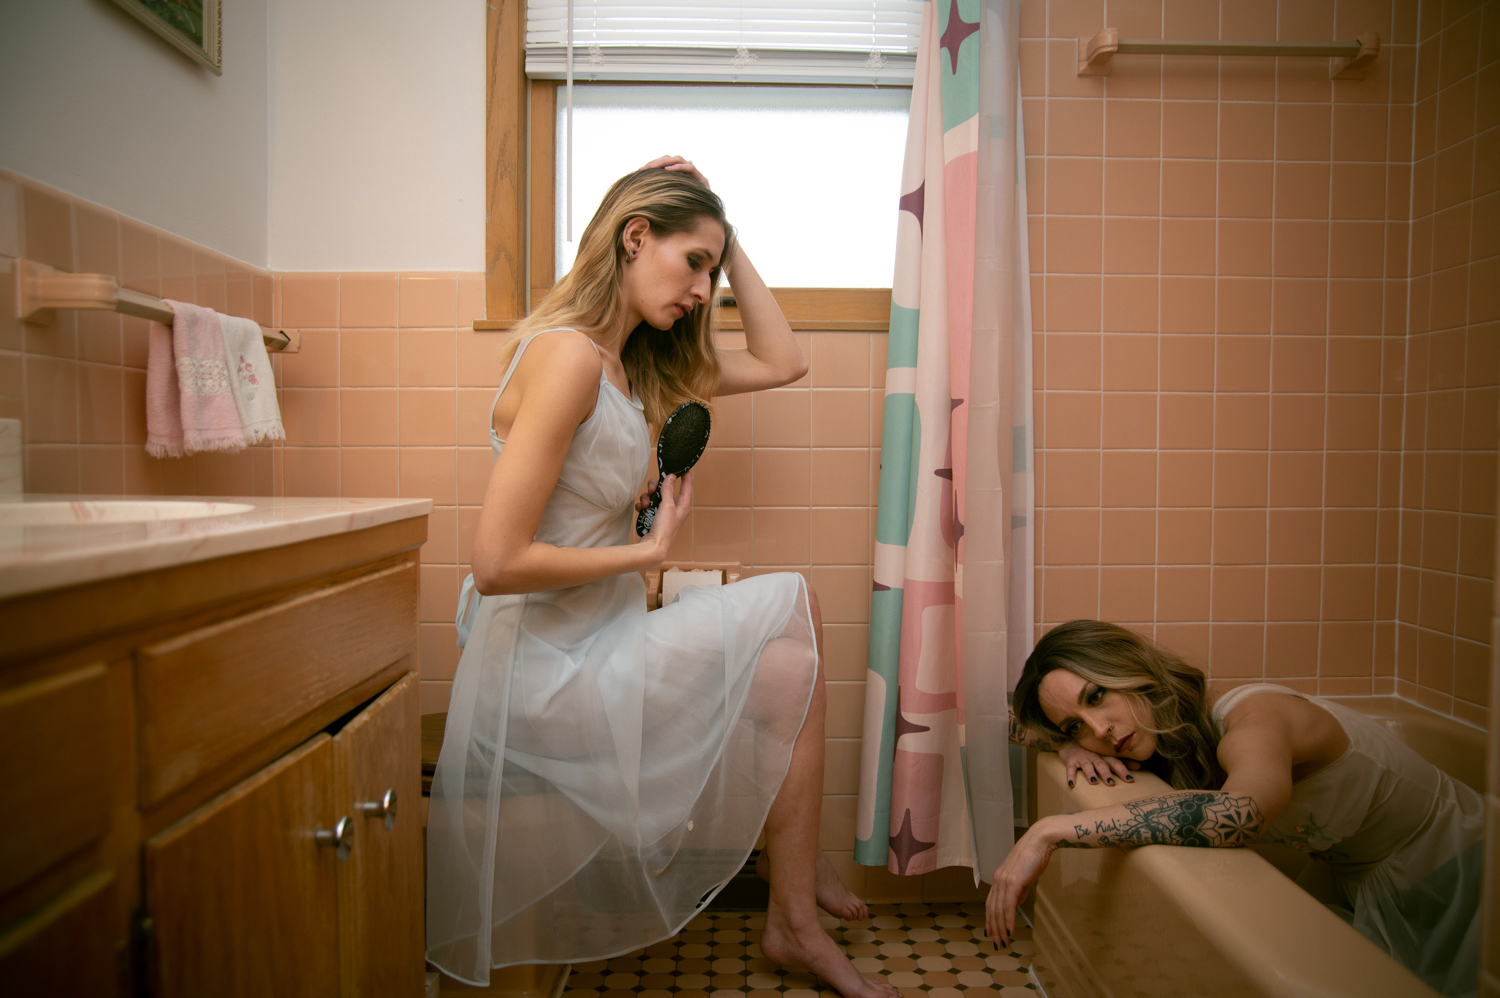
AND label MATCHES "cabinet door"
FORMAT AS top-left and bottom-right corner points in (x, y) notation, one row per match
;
(0, 871), (120, 997)
(145, 734), (341, 998)
(334, 672), (423, 998)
